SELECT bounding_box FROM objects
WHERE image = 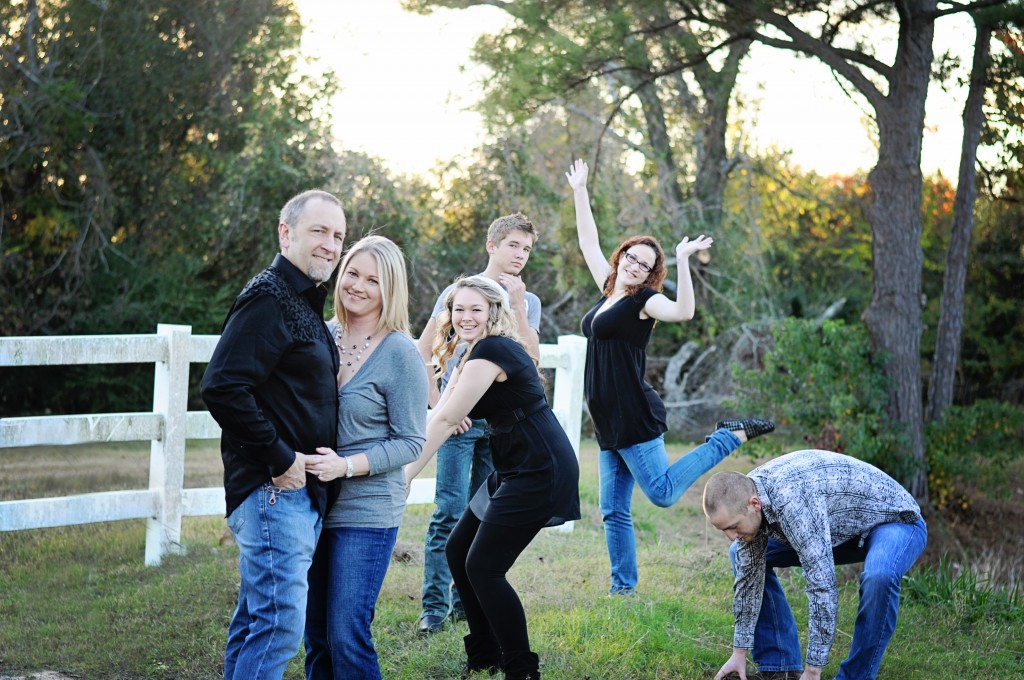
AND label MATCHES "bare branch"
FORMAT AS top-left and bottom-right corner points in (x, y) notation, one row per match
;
(931, 0), (1012, 20)
(719, 0), (889, 113)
